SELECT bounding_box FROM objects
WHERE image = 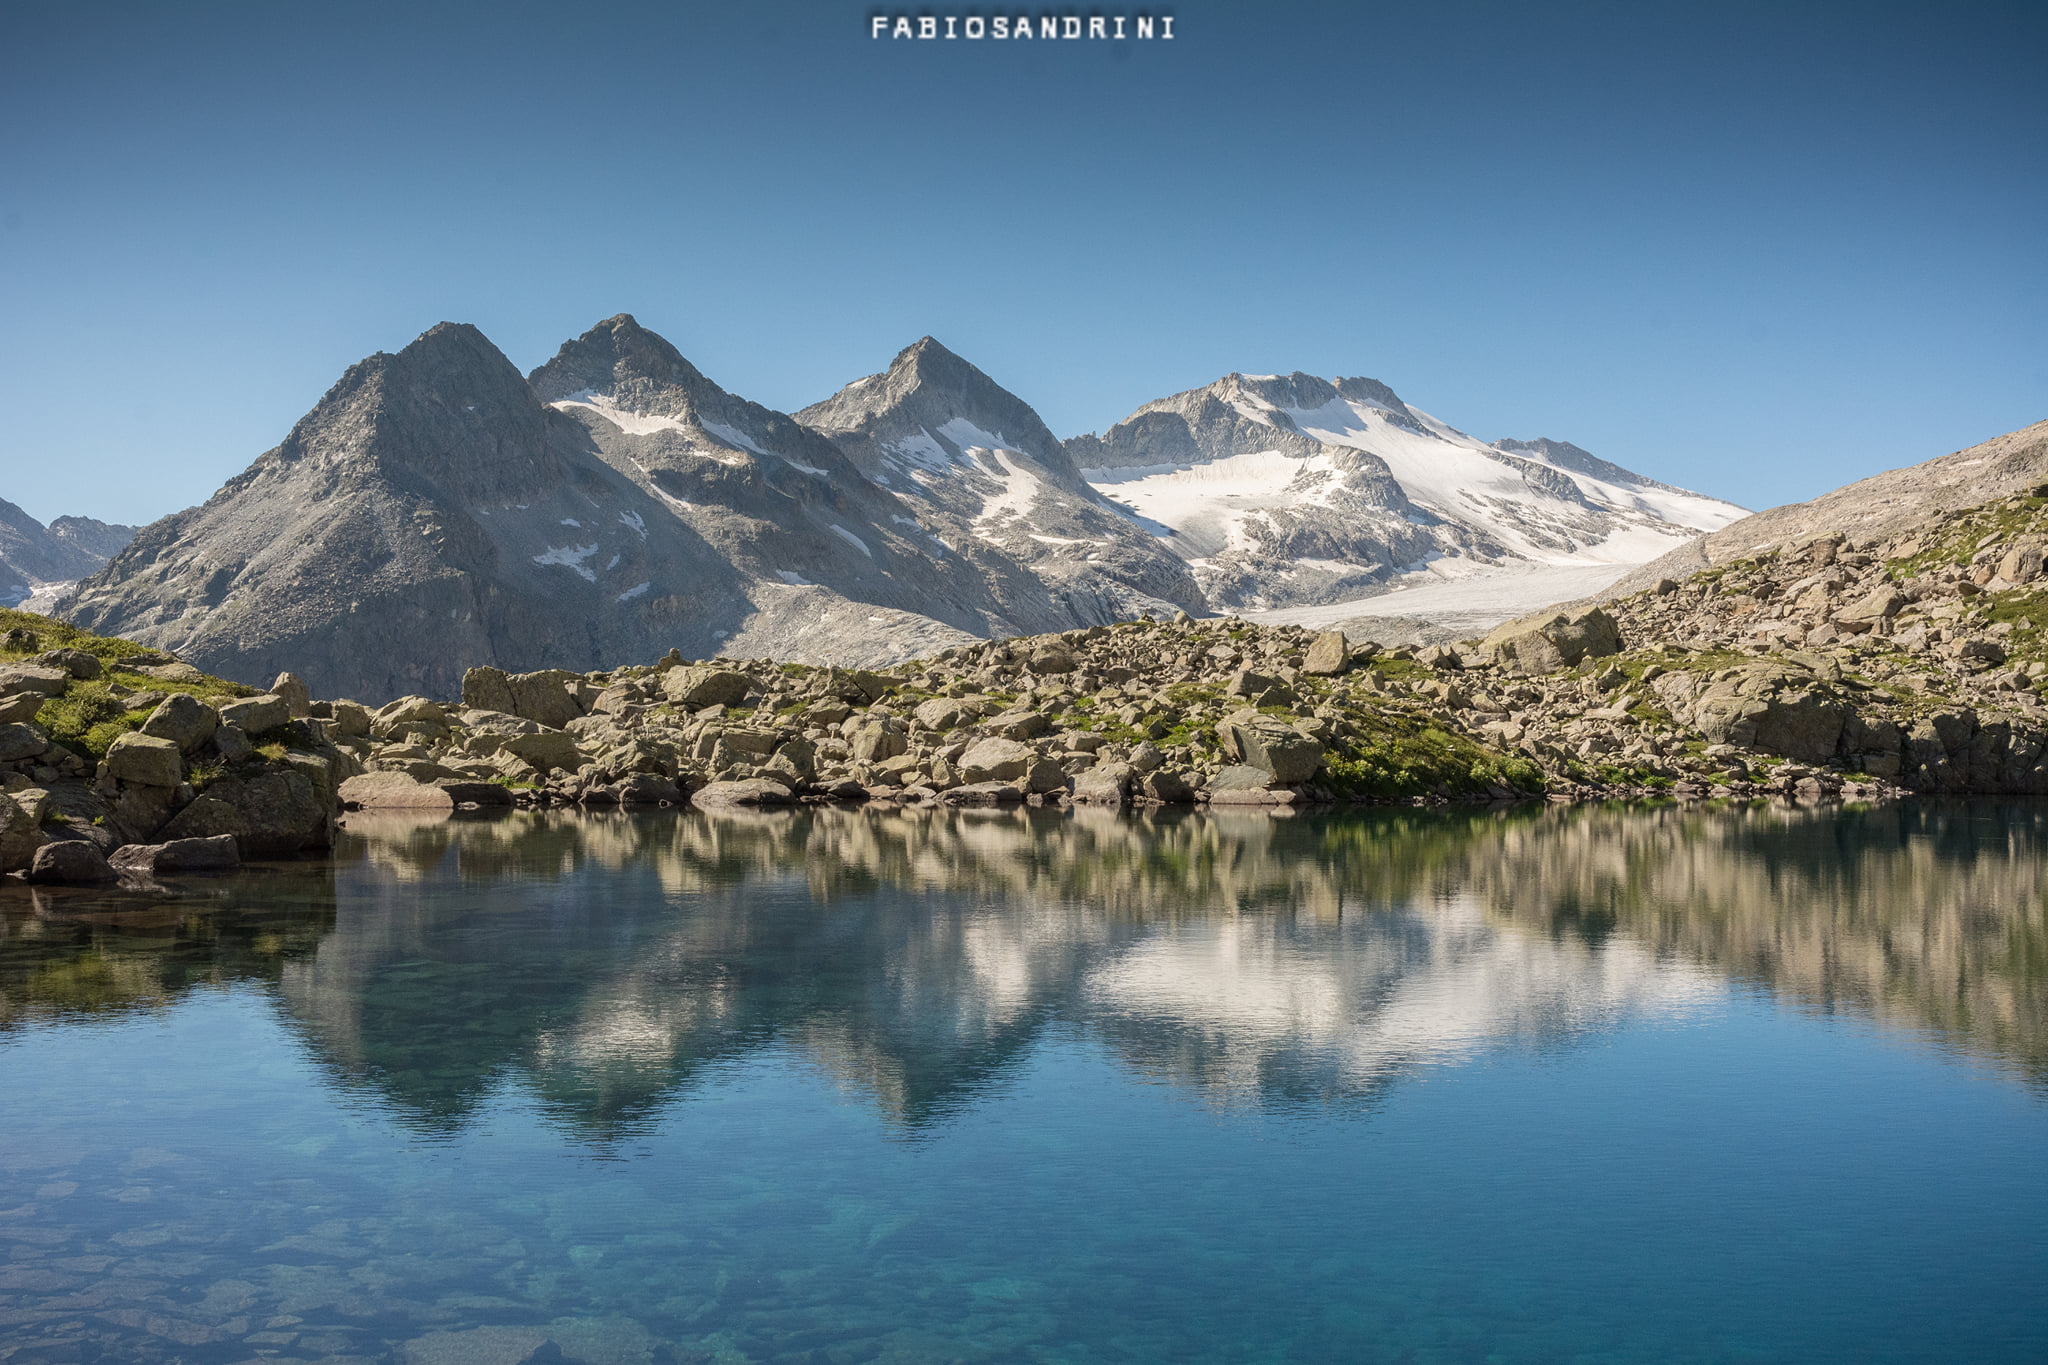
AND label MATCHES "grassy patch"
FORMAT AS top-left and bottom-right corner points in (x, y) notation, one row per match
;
(2, 609), (160, 666)
(1322, 709), (1544, 800)
(34, 683), (151, 759)
(1, 610), (255, 702)
(1369, 655), (1424, 681)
